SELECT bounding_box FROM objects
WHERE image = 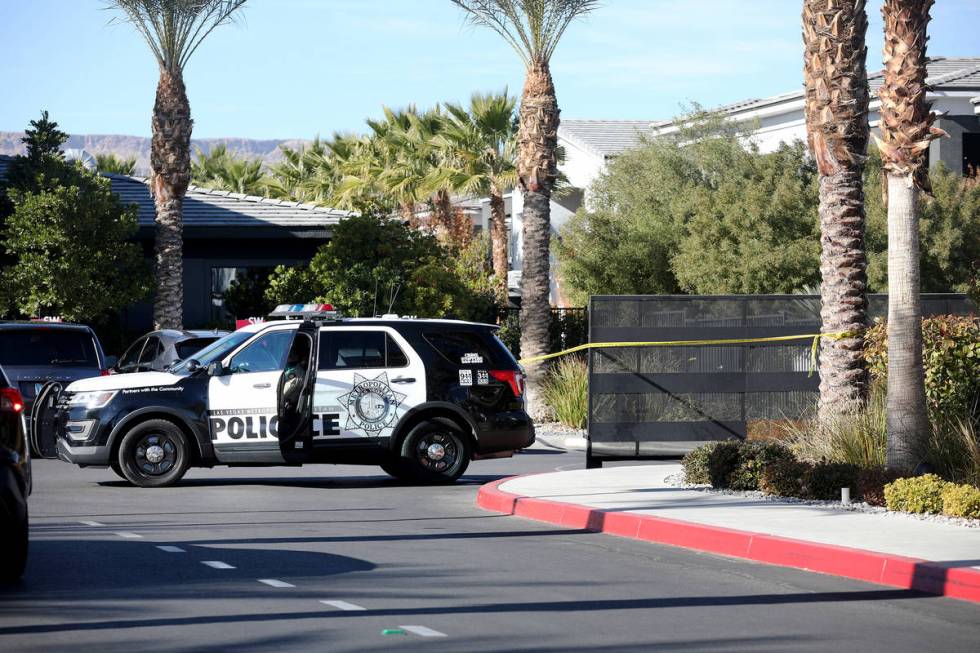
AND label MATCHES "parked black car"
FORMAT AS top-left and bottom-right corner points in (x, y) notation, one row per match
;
(0, 365), (30, 581)
(114, 329), (228, 374)
(0, 322), (110, 456)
